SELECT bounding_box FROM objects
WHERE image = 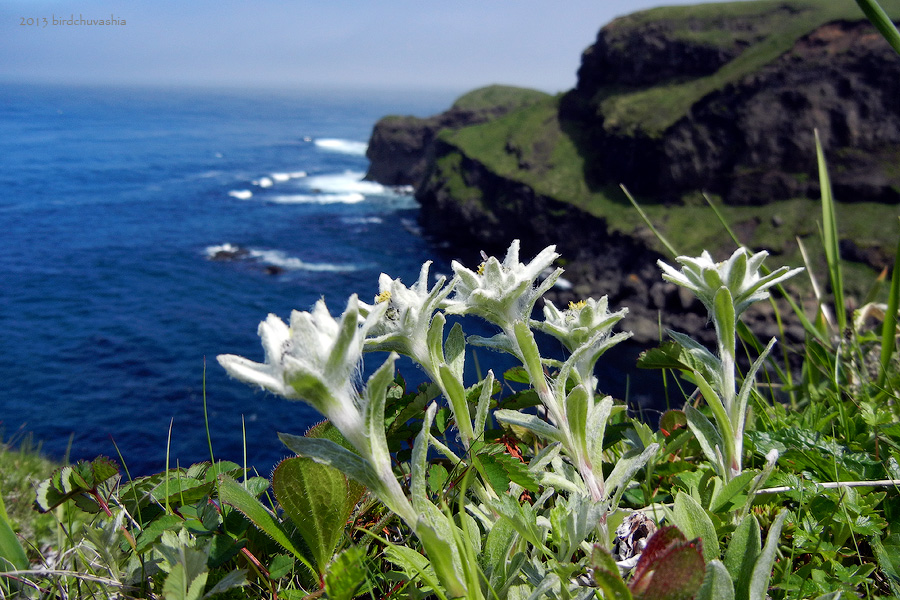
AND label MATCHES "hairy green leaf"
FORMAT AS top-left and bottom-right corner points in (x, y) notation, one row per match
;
(273, 456), (357, 574)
